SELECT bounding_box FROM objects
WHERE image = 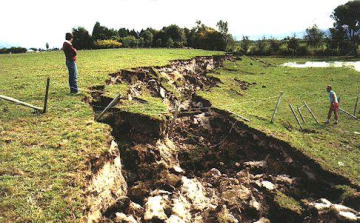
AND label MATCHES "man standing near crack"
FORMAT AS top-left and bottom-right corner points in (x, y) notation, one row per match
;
(63, 32), (79, 94)
(325, 85), (339, 124)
